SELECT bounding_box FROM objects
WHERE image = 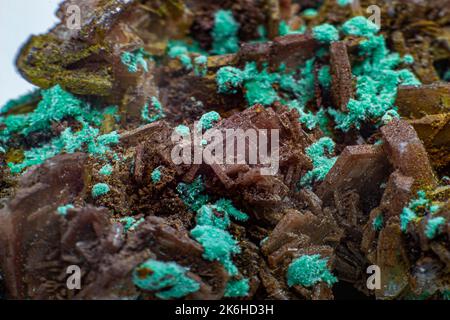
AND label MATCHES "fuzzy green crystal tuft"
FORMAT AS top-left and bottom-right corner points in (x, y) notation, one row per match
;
(301, 138), (337, 186)
(133, 259), (200, 299)
(287, 254), (337, 287)
(212, 10), (240, 55)
(92, 183), (110, 198)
